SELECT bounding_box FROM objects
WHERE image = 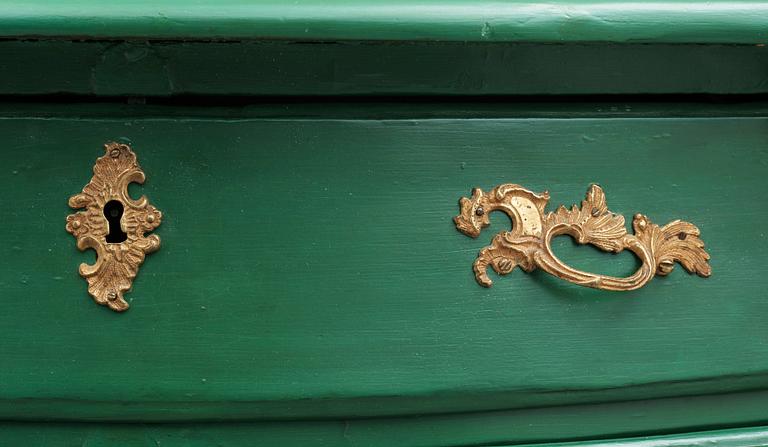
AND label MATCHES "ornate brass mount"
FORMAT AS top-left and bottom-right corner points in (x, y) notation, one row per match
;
(66, 143), (162, 312)
(454, 184), (710, 290)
